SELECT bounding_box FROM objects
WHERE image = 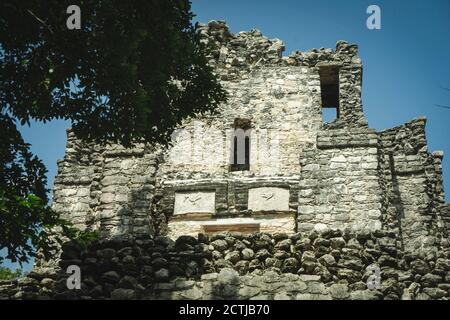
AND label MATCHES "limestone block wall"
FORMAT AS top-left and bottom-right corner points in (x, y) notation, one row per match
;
(161, 178), (299, 239)
(441, 204), (450, 233)
(90, 144), (161, 239)
(52, 130), (162, 240)
(161, 178), (299, 226)
(49, 20), (448, 249)
(297, 128), (382, 233)
(167, 215), (295, 239)
(52, 130), (96, 230)
(157, 63), (320, 235)
(51, 21), (375, 239)
(155, 21), (370, 236)
(201, 21), (366, 128)
(161, 21), (369, 182)
(162, 65), (322, 177)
